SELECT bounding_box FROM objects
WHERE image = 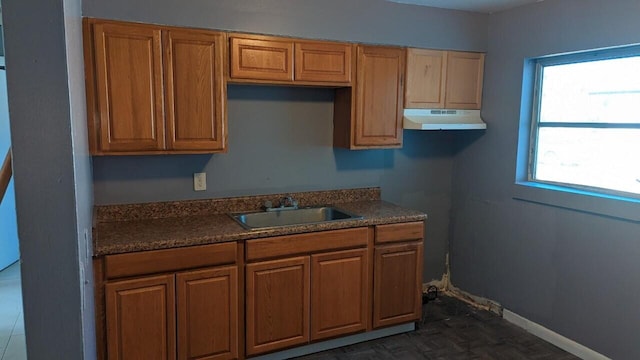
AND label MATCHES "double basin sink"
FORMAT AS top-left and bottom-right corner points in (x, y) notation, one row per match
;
(231, 206), (363, 230)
